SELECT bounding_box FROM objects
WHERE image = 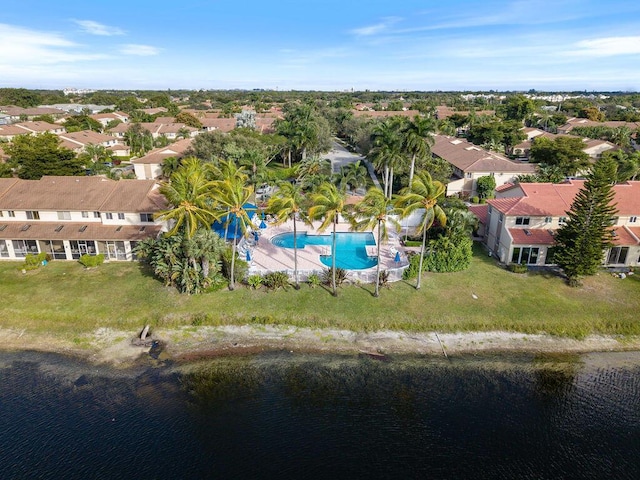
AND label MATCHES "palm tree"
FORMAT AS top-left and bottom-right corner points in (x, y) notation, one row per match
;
(394, 172), (447, 290)
(297, 156), (332, 190)
(369, 117), (405, 198)
(161, 156), (183, 179)
(156, 158), (217, 239)
(403, 115), (436, 187)
(308, 182), (346, 296)
(267, 182), (309, 289)
(211, 174), (253, 290)
(337, 160), (368, 193)
(351, 188), (400, 297)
